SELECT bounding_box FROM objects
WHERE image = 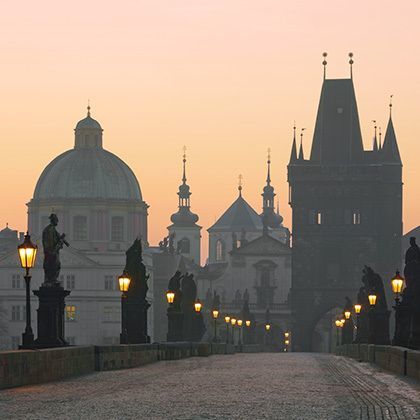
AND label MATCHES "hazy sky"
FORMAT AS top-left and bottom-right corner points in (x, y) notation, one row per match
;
(1, 1), (419, 259)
